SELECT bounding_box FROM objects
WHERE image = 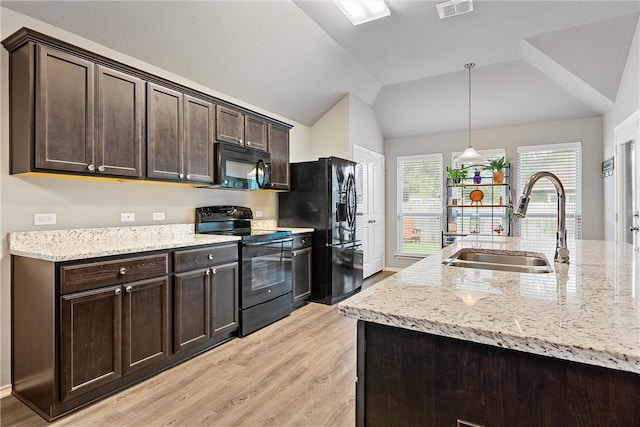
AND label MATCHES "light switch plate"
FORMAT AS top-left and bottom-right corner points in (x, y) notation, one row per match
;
(120, 212), (135, 222)
(255, 210), (263, 218)
(34, 213), (57, 225)
(153, 212), (165, 221)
